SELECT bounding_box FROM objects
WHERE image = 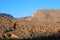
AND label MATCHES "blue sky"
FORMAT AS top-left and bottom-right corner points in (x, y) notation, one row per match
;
(0, 0), (60, 18)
